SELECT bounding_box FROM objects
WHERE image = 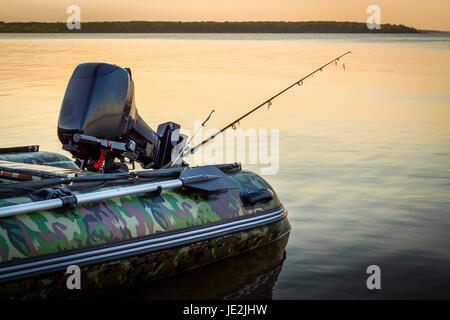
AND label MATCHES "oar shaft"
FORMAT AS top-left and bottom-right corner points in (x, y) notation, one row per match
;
(0, 179), (183, 219)
(0, 198), (64, 218)
(76, 180), (182, 204)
